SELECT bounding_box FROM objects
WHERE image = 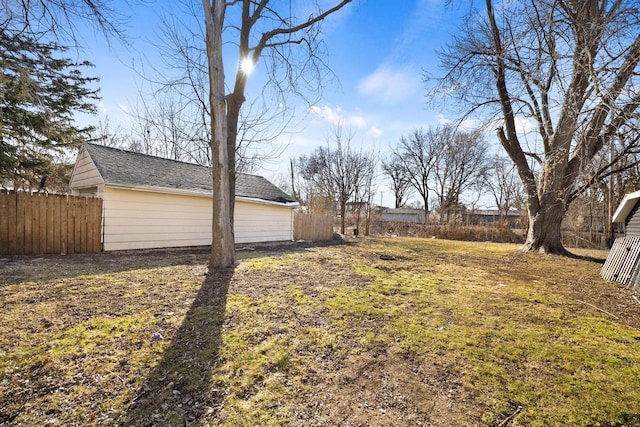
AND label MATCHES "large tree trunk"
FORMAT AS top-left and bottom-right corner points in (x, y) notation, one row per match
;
(226, 96), (243, 234)
(204, 0), (235, 269)
(521, 199), (568, 255)
(340, 200), (347, 234)
(225, 2), (250, 244)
